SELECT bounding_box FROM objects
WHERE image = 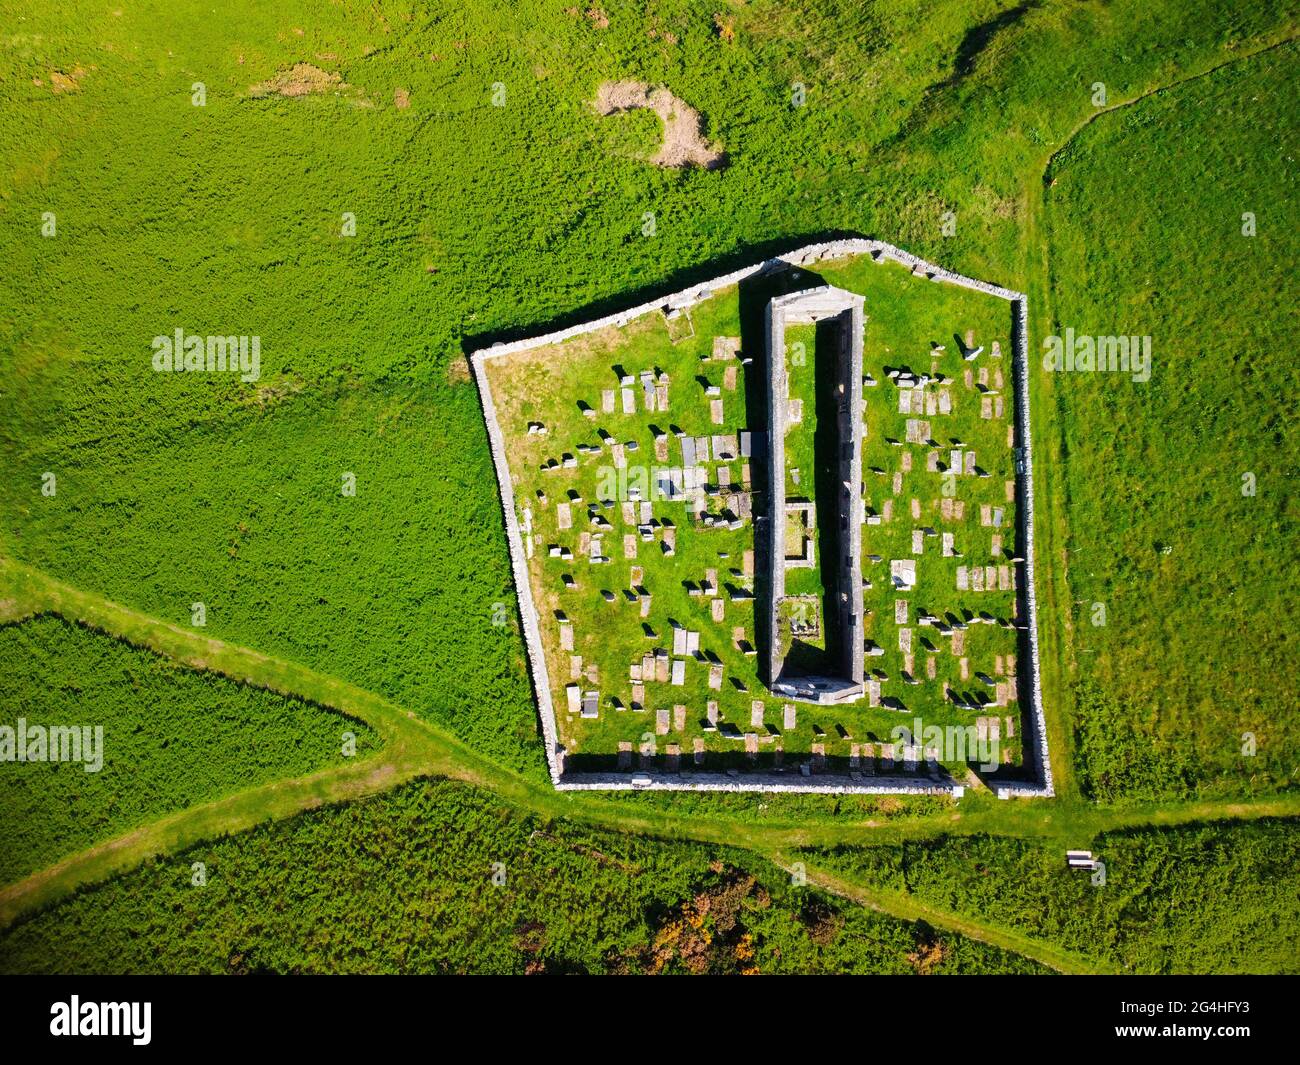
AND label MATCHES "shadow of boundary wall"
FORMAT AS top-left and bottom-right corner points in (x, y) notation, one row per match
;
(1000, 296), (1054, 797)
(564, 750), (959, 782)
(815, 313), (849, 679)
(736, 265), (834, 689)
(461, 231), (864, 357)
